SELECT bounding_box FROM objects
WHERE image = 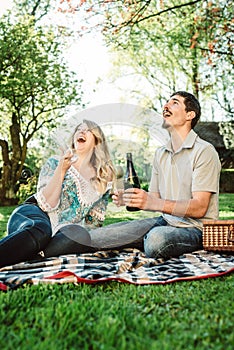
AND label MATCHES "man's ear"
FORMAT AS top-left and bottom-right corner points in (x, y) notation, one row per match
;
(186, 111), (196, 121)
